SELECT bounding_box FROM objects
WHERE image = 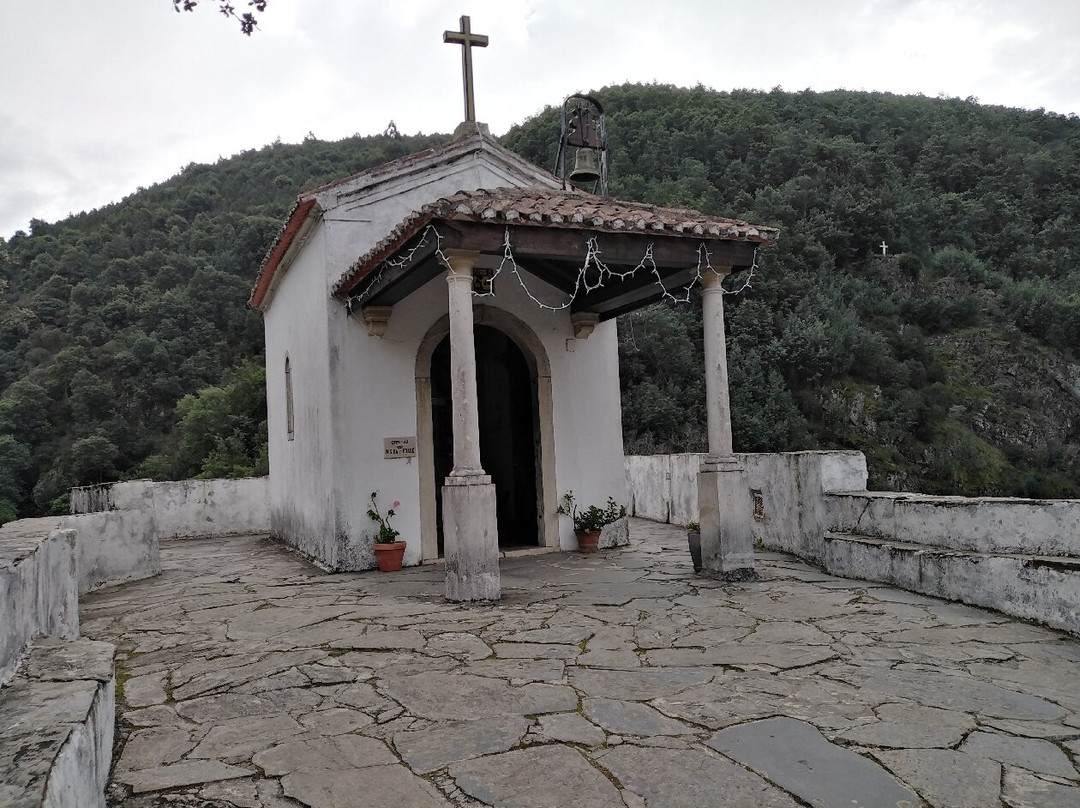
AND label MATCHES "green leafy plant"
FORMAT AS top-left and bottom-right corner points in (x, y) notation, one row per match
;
(685, 521), (700, 533)
(366, 491), (401, 544)
(557, 491), (627, 533)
